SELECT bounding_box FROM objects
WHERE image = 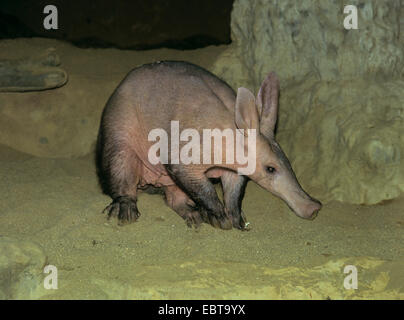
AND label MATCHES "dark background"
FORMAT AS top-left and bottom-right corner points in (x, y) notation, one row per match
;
(0, 0), (233, 50)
